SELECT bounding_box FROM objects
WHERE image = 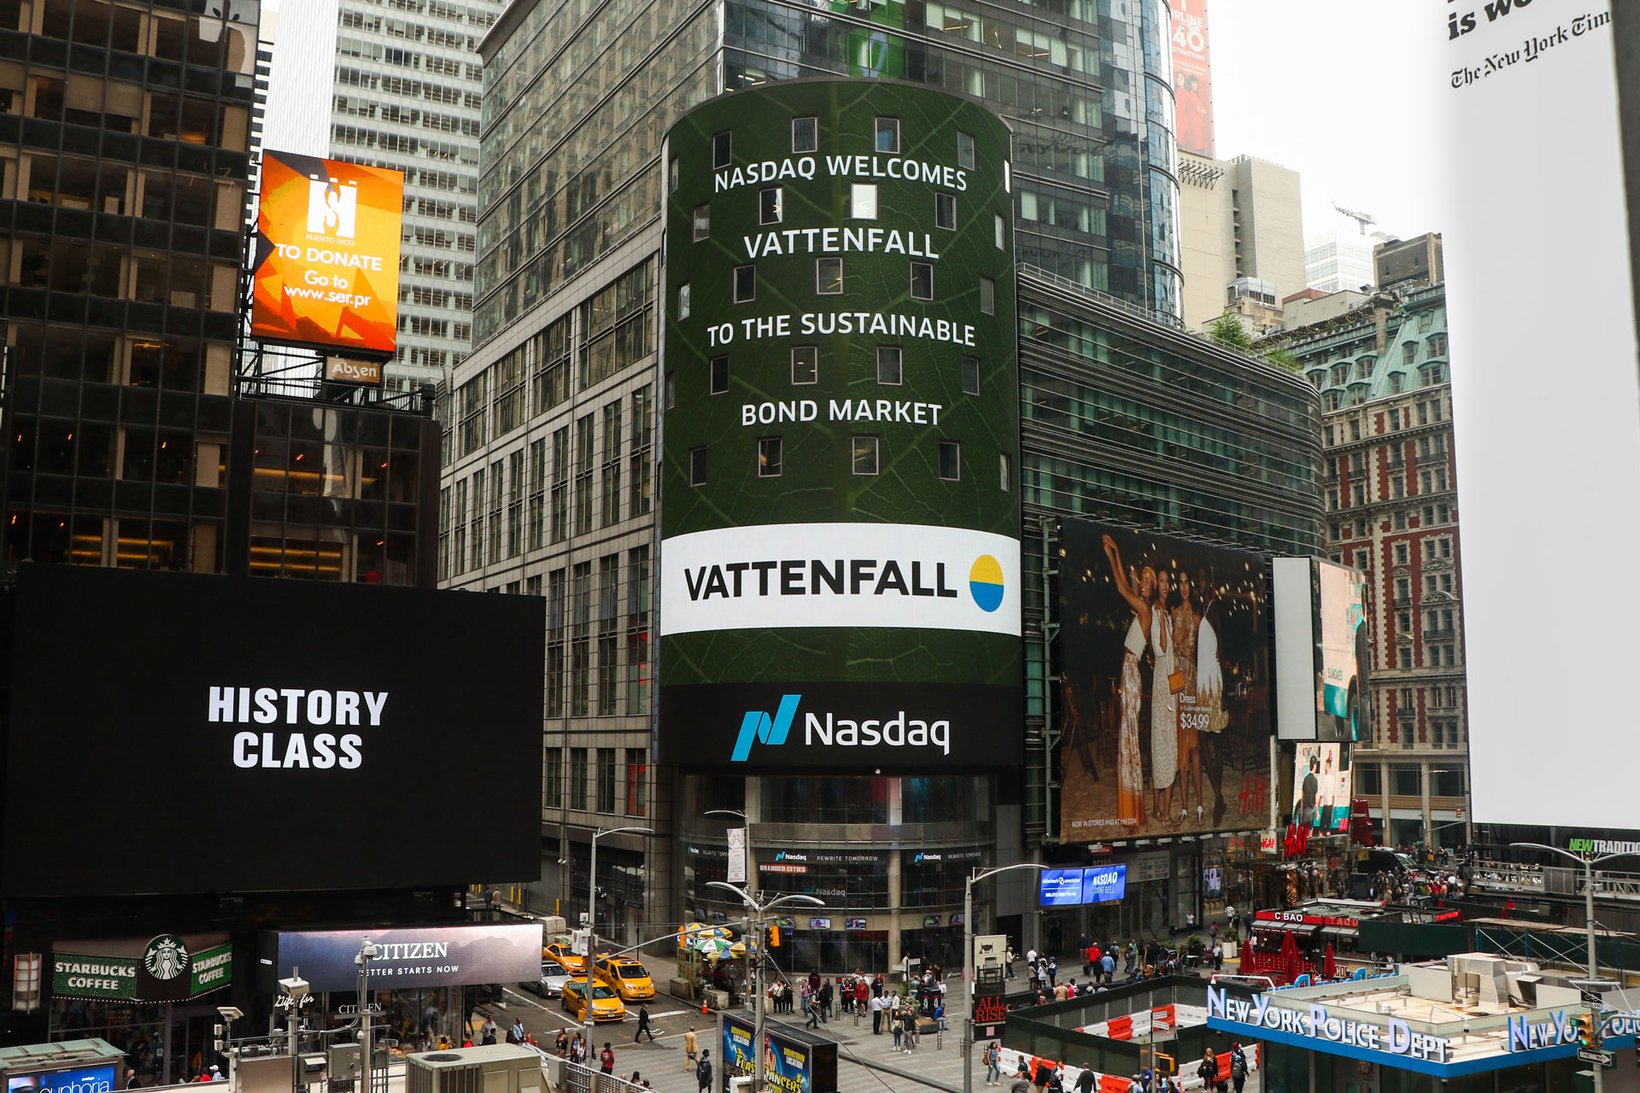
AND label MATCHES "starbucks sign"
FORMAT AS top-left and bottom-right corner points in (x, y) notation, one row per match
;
(52, 935), (232, 1002)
